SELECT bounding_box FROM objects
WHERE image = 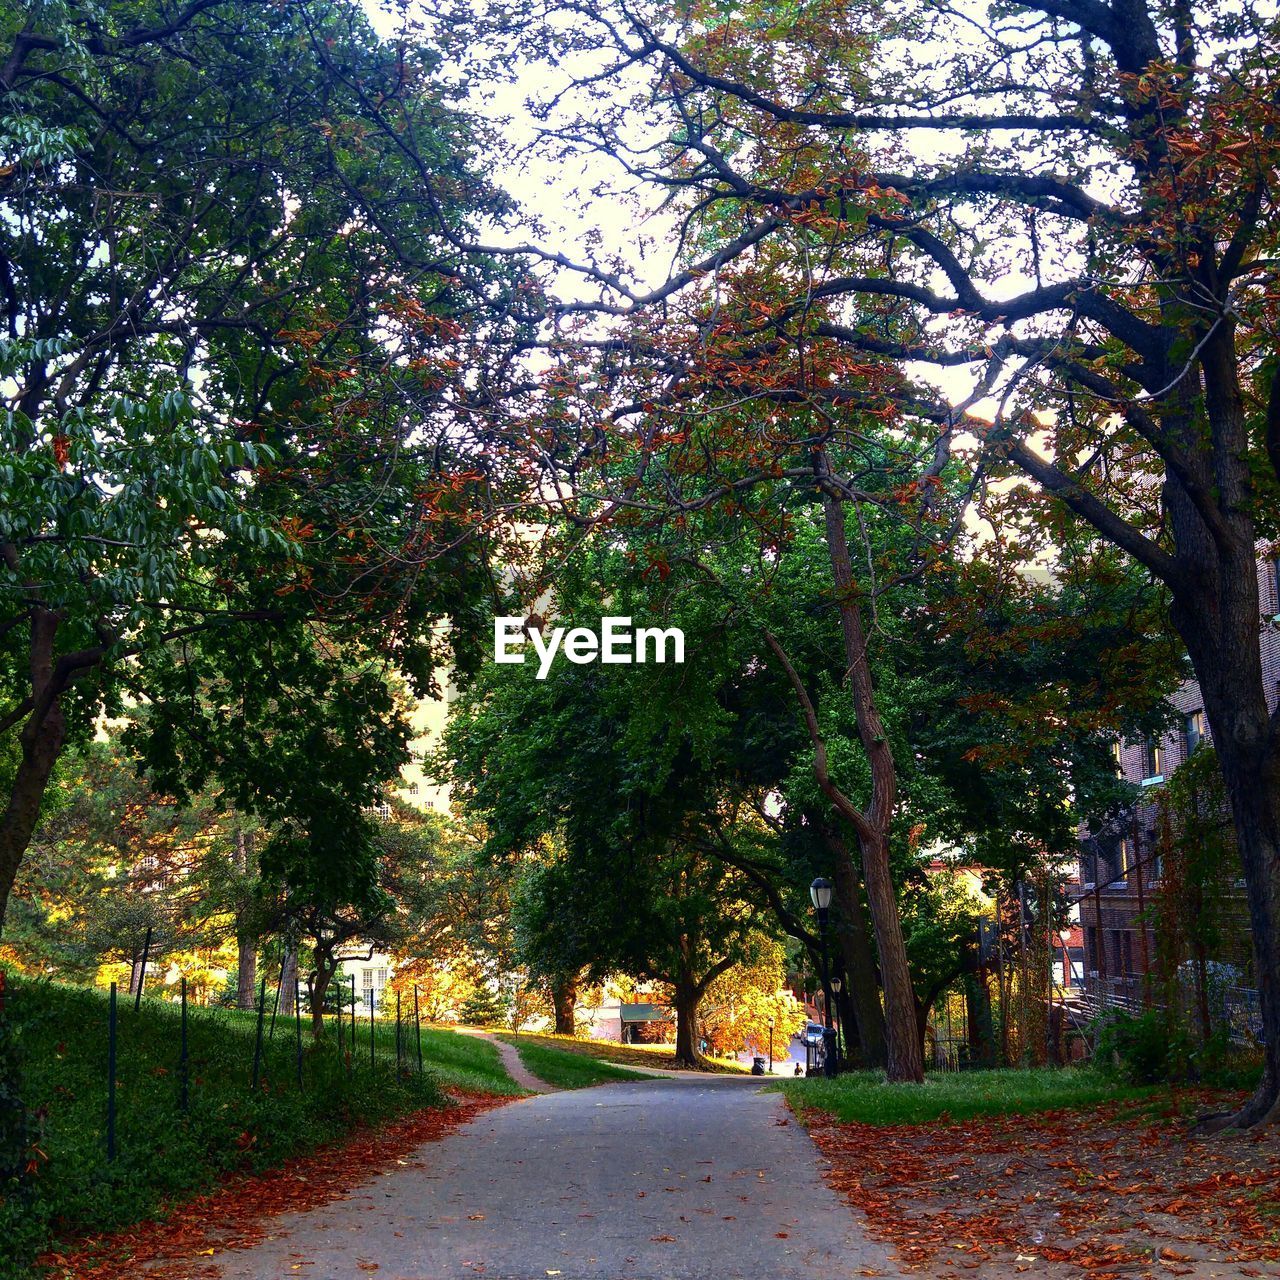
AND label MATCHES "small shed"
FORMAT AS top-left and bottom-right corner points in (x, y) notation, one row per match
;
(619, 1001), (668, 1043)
